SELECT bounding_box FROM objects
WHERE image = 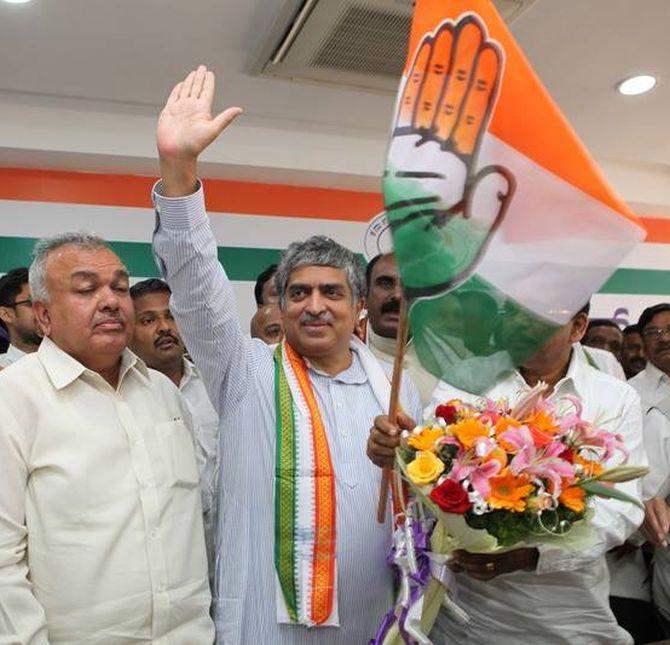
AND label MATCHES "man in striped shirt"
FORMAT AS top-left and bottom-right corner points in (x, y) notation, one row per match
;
(152, 65), (421, 644)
